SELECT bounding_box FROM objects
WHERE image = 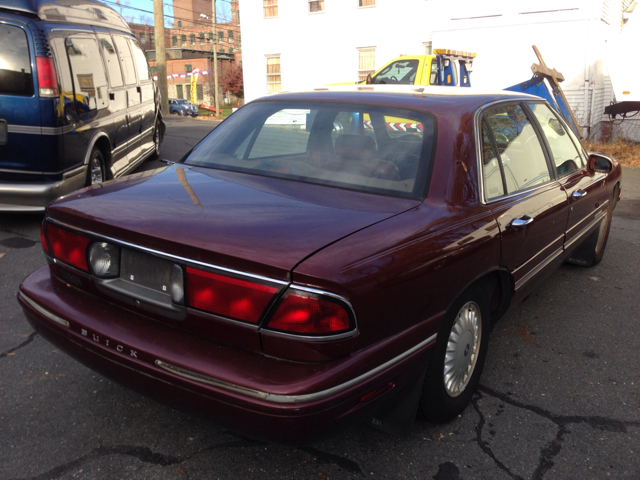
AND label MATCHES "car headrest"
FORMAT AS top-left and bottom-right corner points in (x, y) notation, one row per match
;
(334, 134), (376, 160)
